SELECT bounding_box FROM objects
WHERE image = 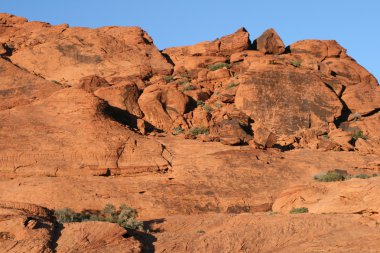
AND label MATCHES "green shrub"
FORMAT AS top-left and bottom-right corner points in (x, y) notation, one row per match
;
(354, 174), (370, 179)
(181, 84), (196, 92)
(208, 63), (230, 71)
(226, 83), (238, 89)
(290, 60), (302, 67)
(289, 207), (308, 214)
(196, 230), (206, 234)
(172, 126), (184, 135)
(163, 75), (174, 83)
(54, 208), (84, 223)
(352, 130), (367, 140)
(196, 100), (205, 107)
(314, 171), (346, 182)
(214, 103), (222, 109)
(54, 204), (143, 231)
(51, 80), (62, 85)
(189, 127), (209, 136)
(202, 104), (213, 112)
